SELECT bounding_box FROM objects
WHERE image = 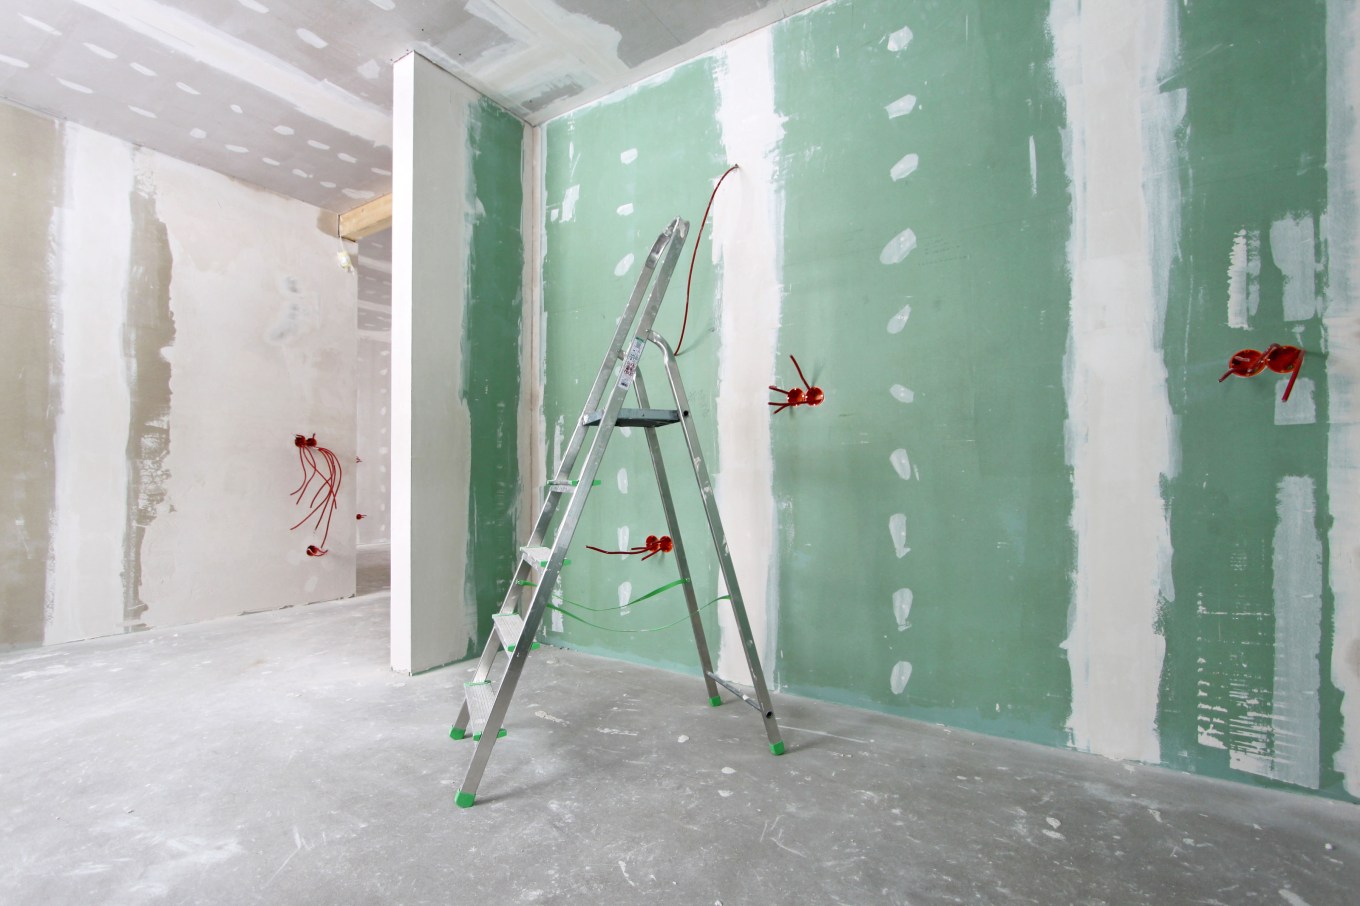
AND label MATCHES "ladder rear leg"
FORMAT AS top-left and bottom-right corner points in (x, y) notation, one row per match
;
(634, 371), (721, 705)
(644, 330), (785, 755)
